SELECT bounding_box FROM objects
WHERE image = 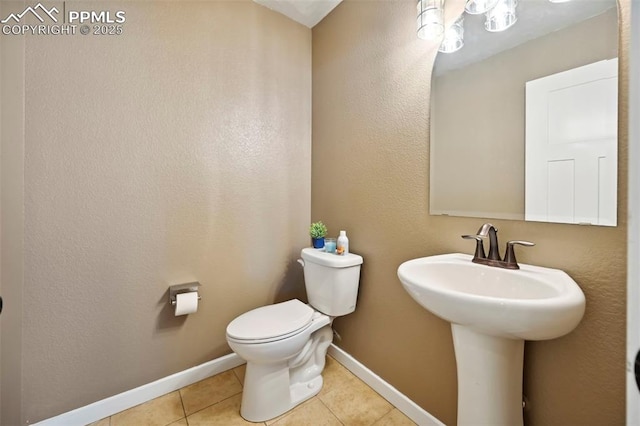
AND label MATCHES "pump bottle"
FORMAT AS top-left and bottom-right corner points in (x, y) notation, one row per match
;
(337, 230), (349, 256)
